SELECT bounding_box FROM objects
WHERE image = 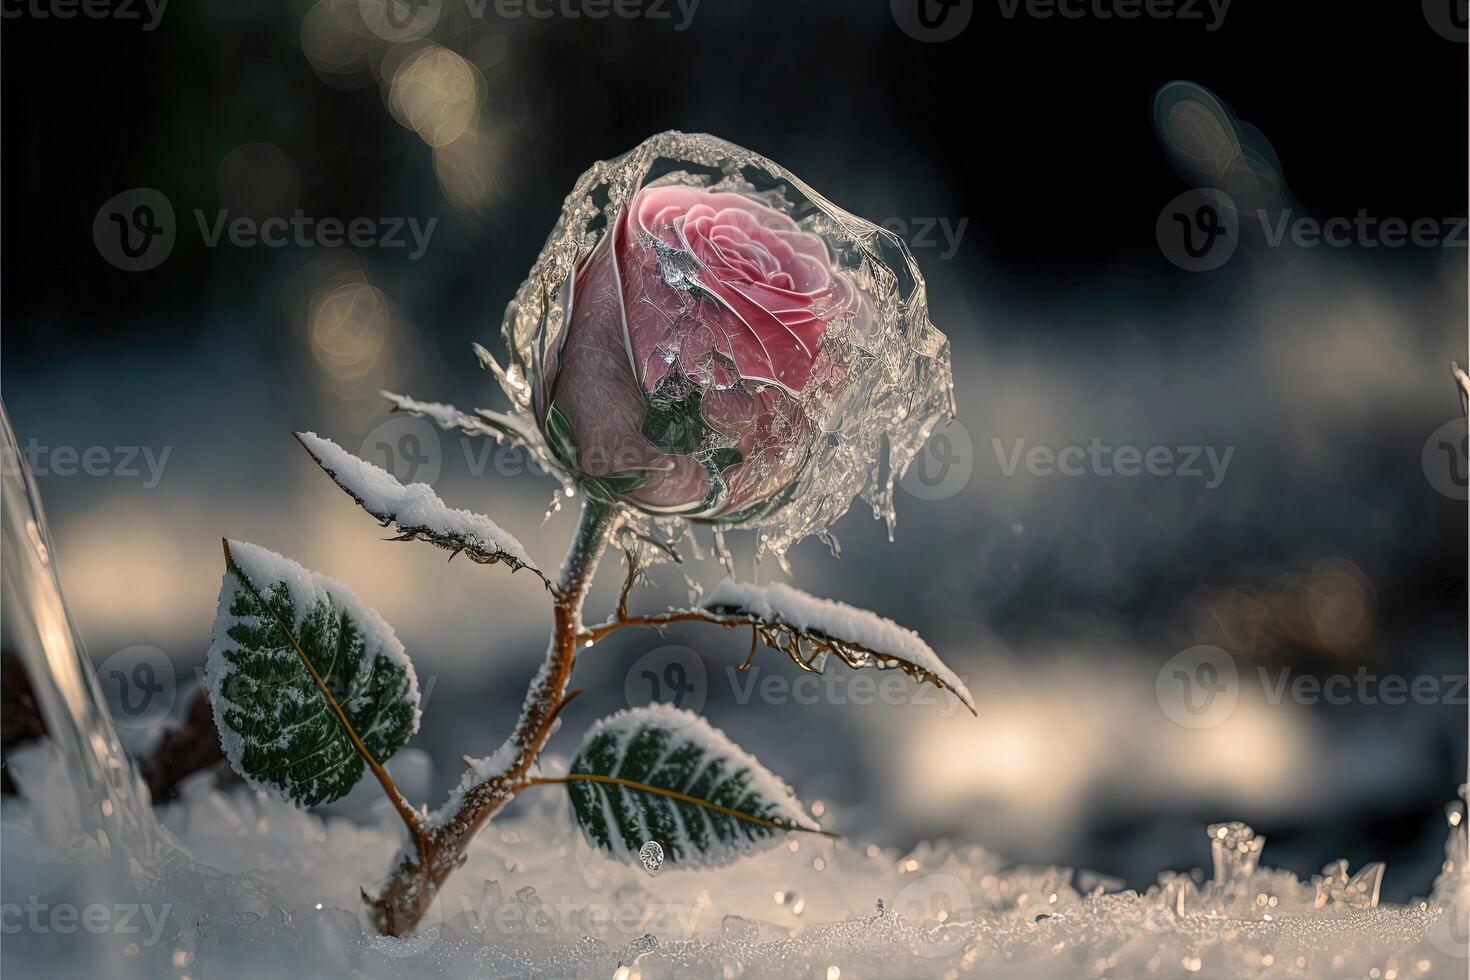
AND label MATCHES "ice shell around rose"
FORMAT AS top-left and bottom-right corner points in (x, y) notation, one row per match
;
(499, 131), (955, 563)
